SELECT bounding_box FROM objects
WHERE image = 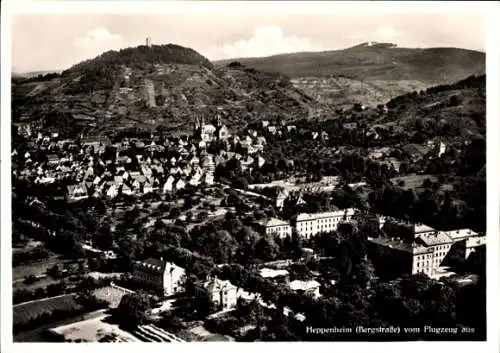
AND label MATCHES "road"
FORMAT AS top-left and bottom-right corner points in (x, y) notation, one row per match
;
(13, 293), (77, 307)
(218, 183), (272, 201)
